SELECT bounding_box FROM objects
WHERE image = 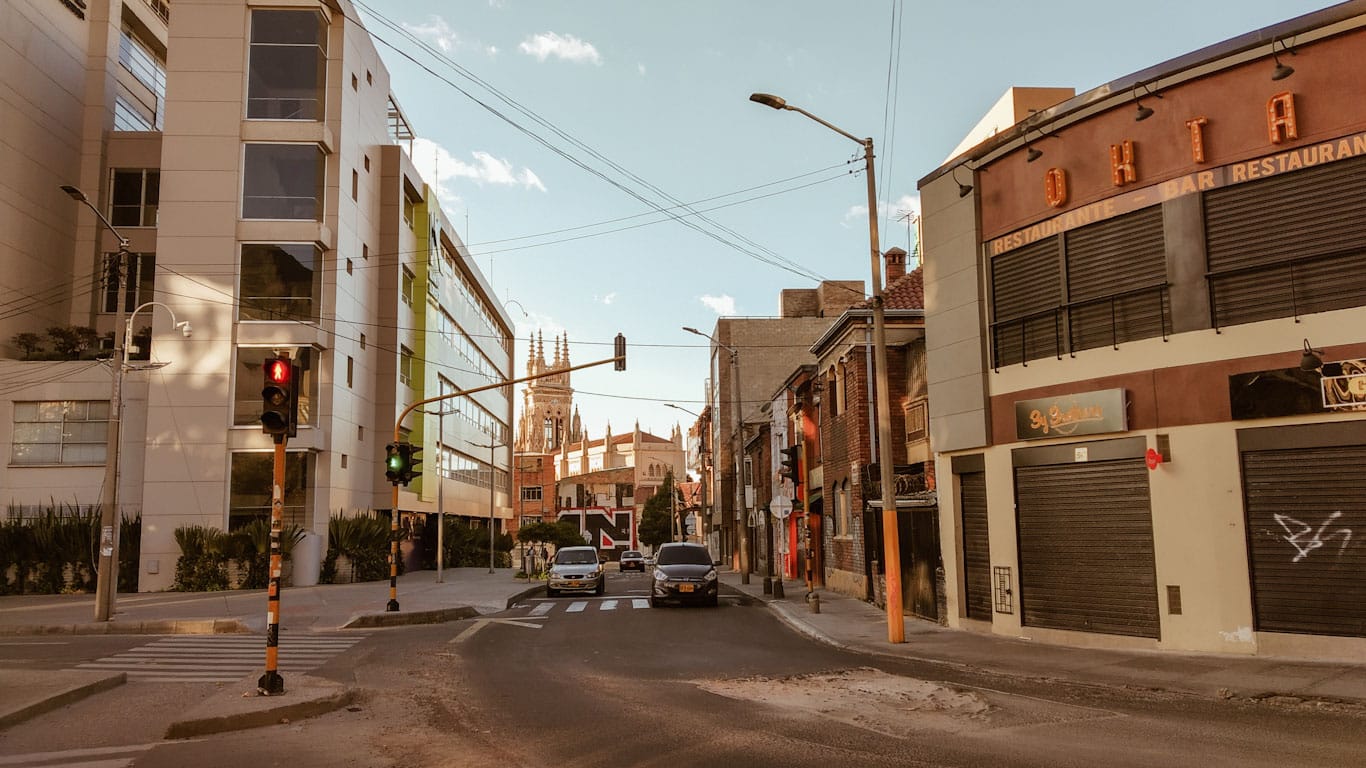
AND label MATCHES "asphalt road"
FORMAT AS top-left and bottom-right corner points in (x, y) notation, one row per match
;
(3, 572), (1365, 767)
